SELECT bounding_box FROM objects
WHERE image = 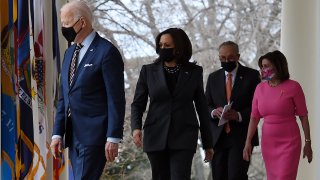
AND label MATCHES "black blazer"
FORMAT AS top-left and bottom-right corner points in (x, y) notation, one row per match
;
(131, 61), (213, 152)
(205, 63), (260, 148)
